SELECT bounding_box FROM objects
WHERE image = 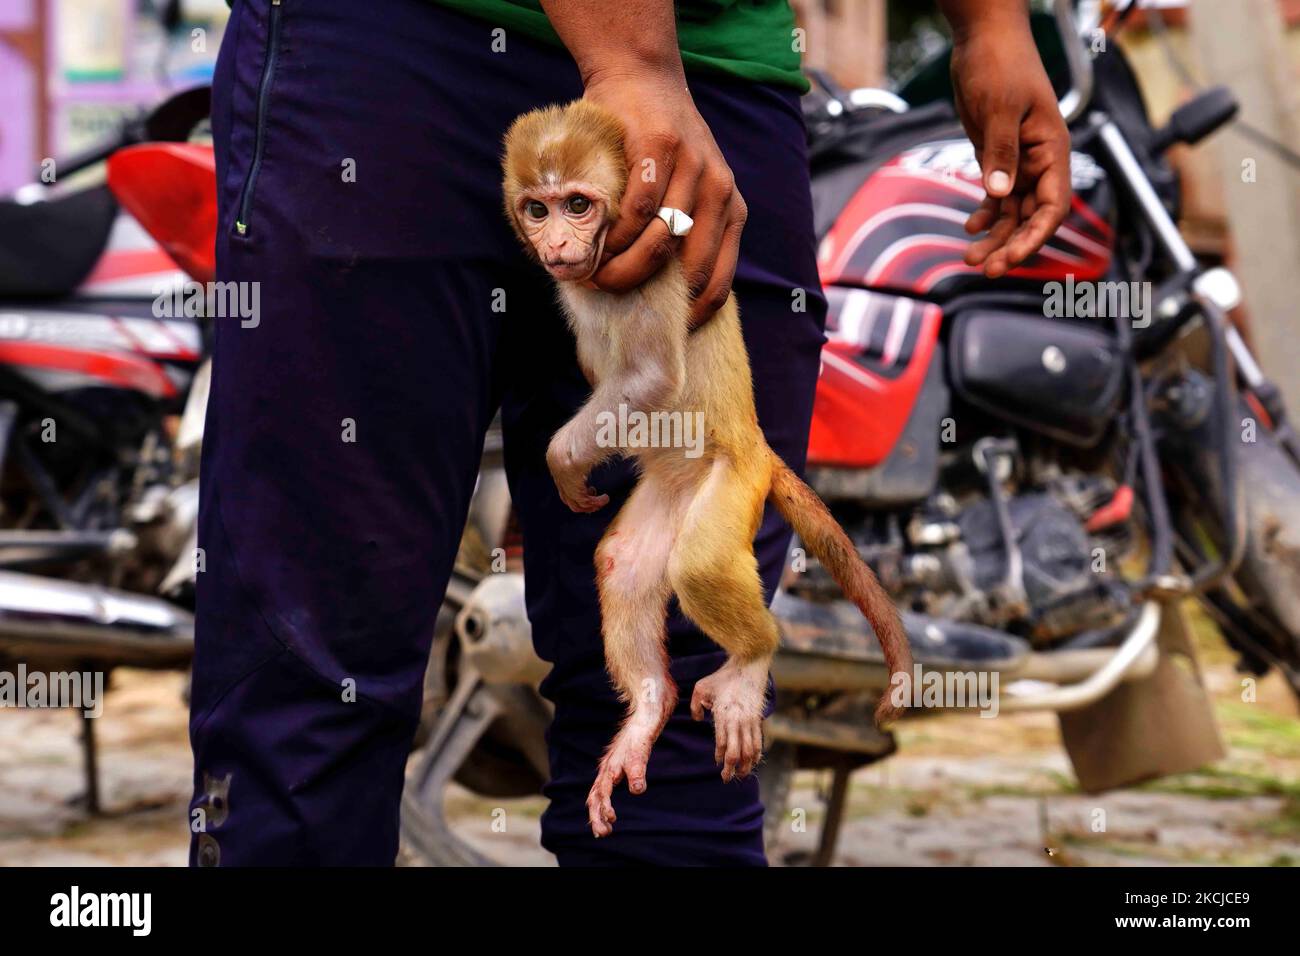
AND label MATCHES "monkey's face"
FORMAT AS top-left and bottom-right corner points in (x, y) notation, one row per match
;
(502, 101), (628, 283)
(514, 186), (610, 282)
